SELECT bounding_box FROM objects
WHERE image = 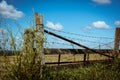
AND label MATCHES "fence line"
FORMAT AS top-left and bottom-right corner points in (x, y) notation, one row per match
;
(44, 29), (114, 59)
(62, 36), (110, 44)
(45, 41), (114, 49)
(44, 27), (114, 39)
